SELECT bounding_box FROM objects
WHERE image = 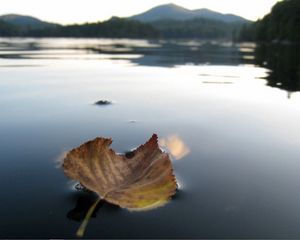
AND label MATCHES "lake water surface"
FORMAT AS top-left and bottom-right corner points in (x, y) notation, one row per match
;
(1, 38), (300, 238)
